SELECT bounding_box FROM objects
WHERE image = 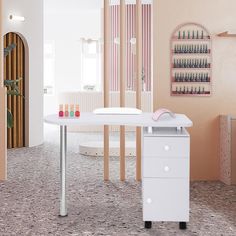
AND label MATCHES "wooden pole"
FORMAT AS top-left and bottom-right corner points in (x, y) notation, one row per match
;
(104, 0), (110, 181)
(0, 0), (7, 180)
(153, 0), (157, 112)
(120, 0), (126, 181)
(136, 0), (142, 181)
